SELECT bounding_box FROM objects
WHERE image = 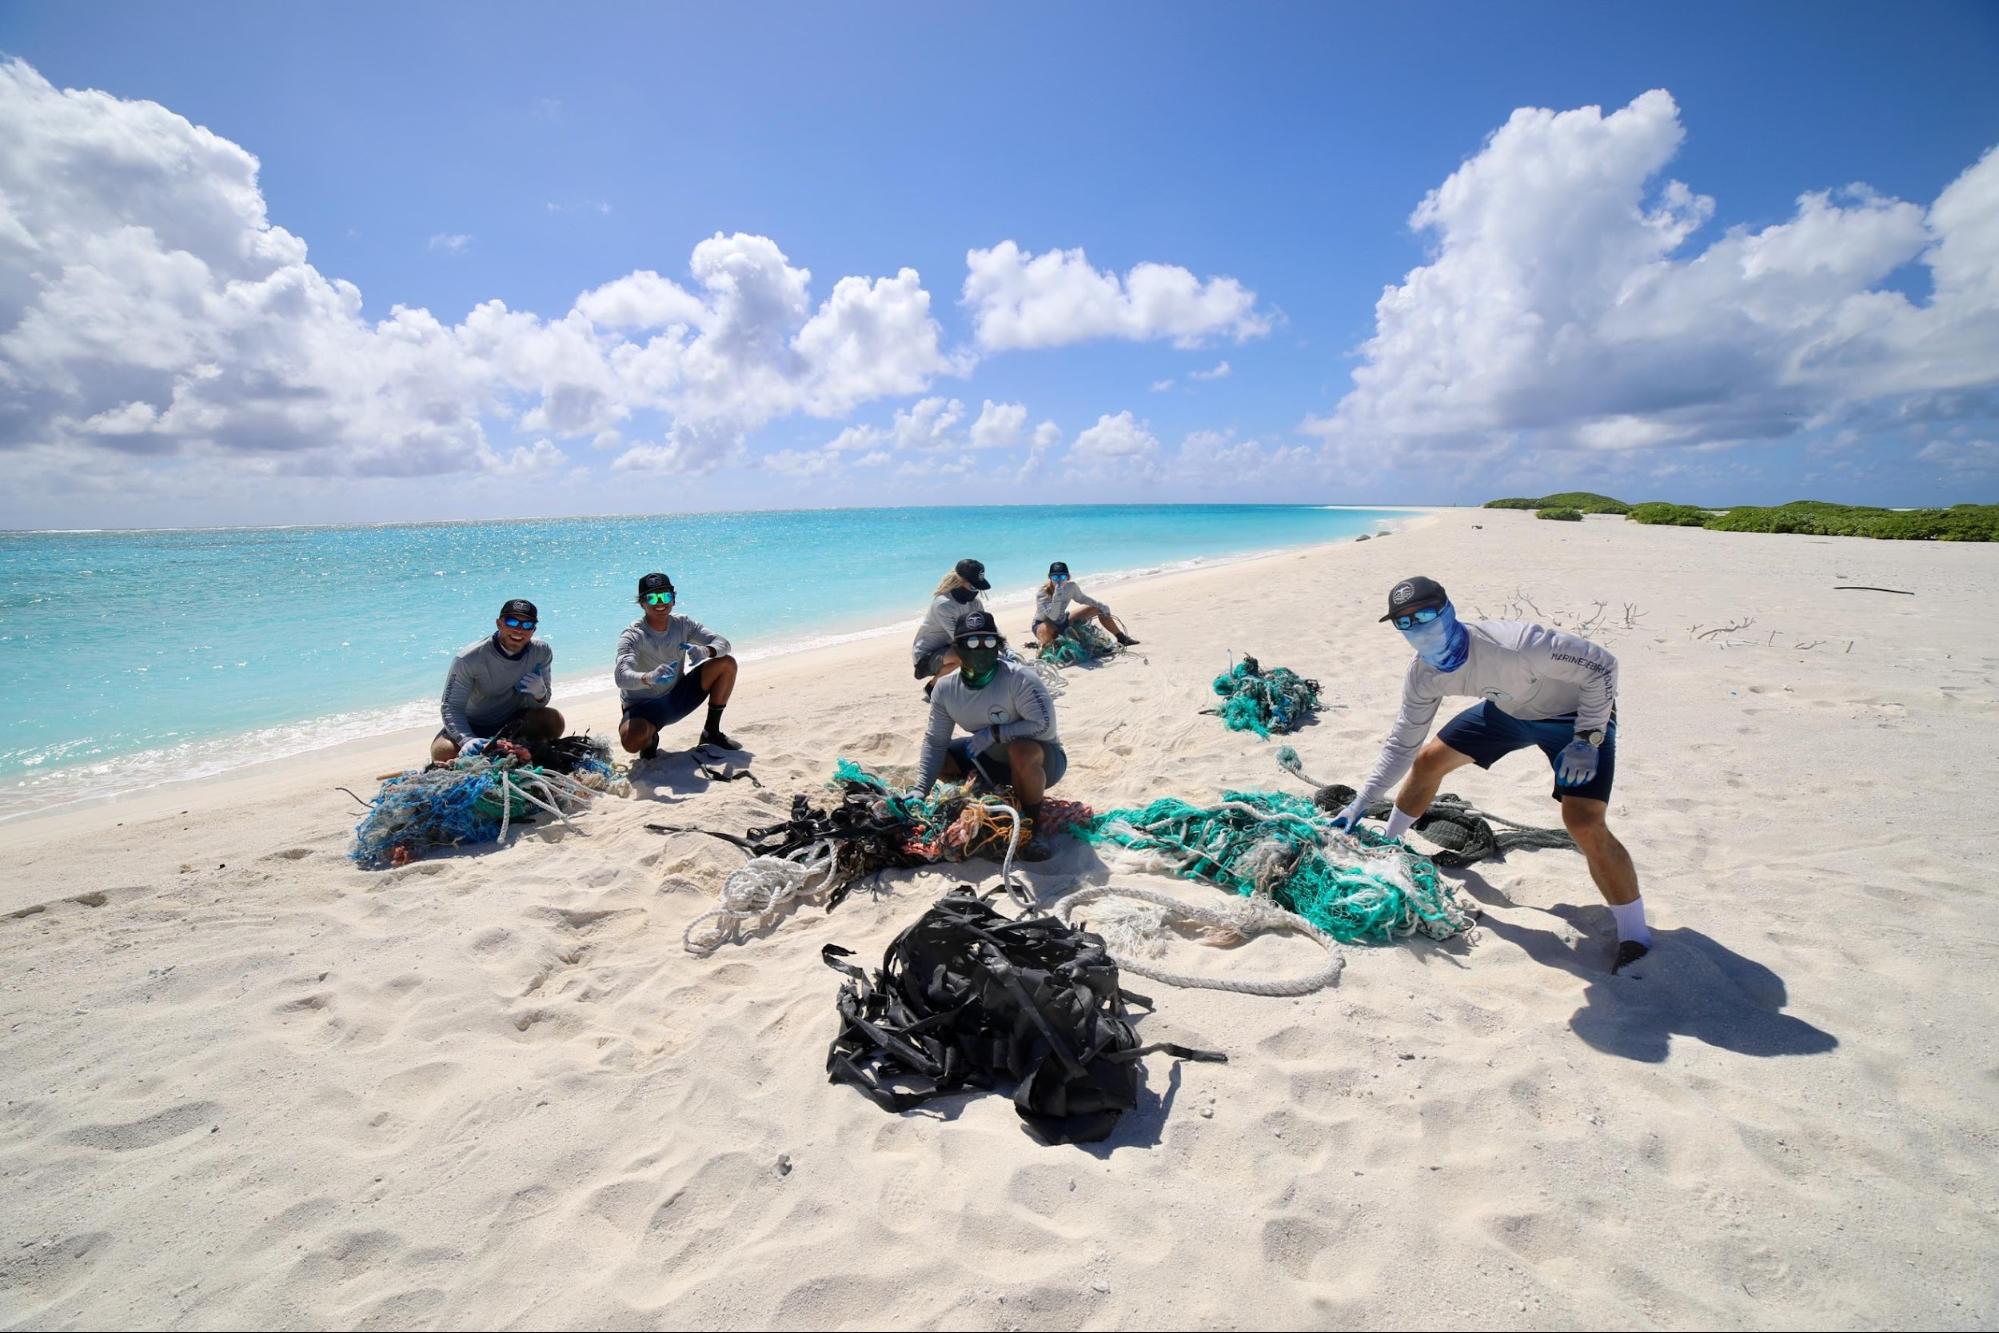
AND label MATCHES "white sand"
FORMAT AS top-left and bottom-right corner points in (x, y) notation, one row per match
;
(4, 508), (1996, 1329)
